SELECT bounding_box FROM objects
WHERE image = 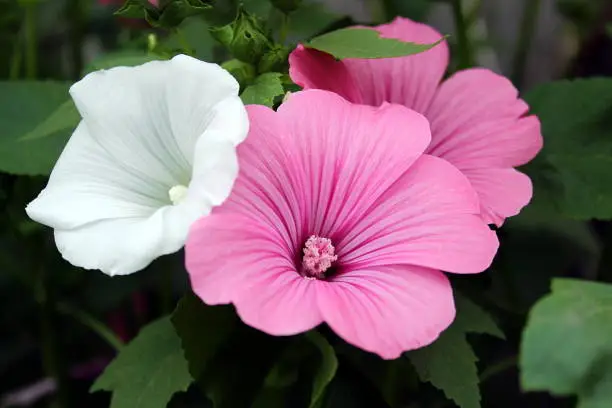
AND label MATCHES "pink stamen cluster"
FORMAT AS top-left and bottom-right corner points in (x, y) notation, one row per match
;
(301, 235), (338, 279)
